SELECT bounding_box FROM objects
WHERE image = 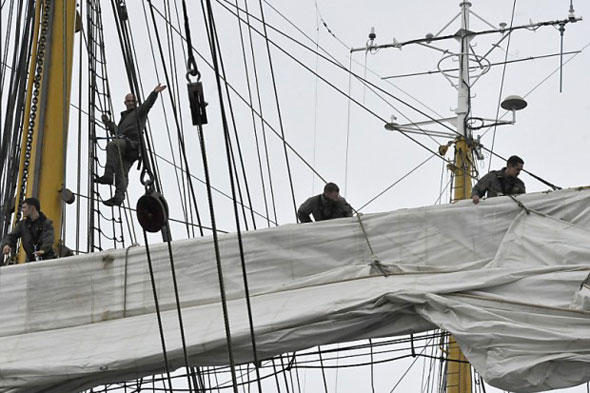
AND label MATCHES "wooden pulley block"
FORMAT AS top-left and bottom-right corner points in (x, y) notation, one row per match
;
(136, 191), (169, 233)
